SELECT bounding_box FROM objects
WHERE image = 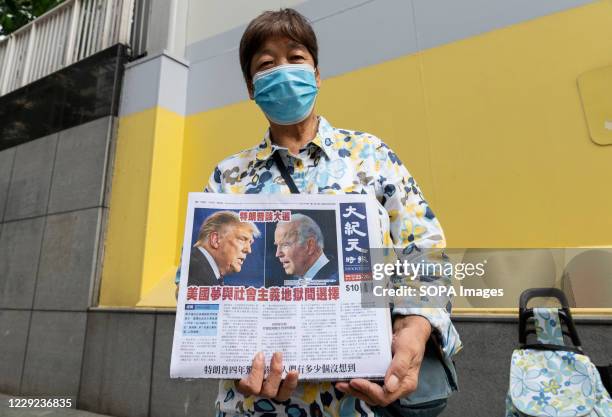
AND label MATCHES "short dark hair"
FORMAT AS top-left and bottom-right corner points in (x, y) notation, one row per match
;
(239, 8), (318, 84)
